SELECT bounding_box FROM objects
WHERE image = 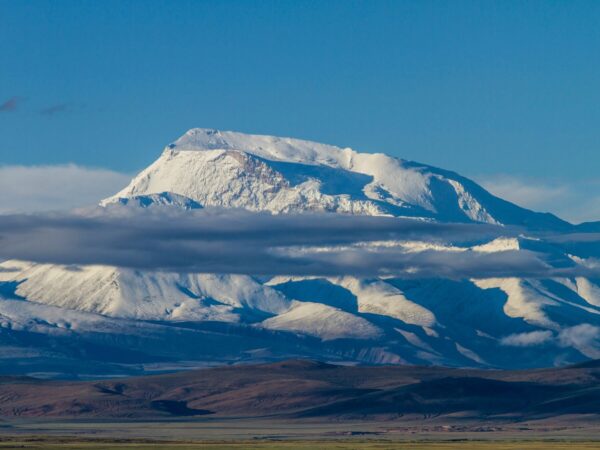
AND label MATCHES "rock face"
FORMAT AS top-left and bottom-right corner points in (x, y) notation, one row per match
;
(1, 128), (598, 376)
